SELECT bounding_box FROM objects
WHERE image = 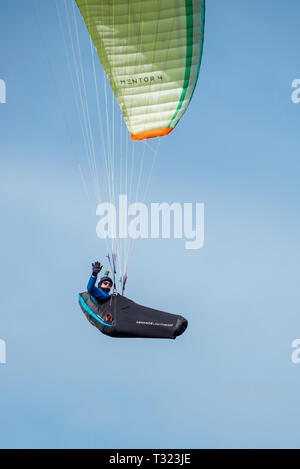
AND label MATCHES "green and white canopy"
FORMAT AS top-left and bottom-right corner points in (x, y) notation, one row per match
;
(75, 0), (205, 140)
